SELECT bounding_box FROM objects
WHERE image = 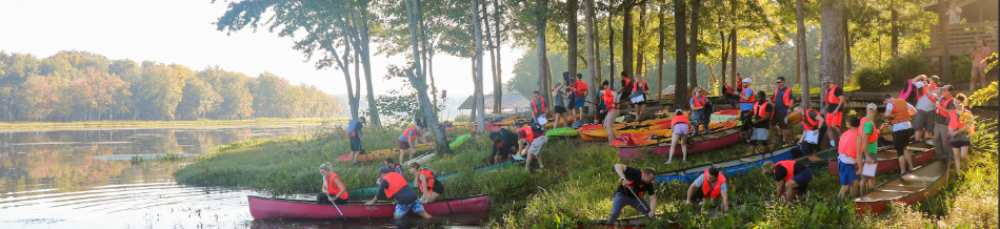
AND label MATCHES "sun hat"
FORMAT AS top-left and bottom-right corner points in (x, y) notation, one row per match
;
(760, 161), (776, 174)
